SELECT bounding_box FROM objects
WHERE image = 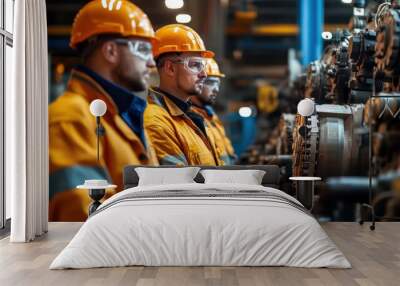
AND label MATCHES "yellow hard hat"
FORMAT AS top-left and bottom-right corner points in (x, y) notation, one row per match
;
(206, 58), (225, 78)
(153, 24), (214, 59)
(70, 0), (157, 49)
